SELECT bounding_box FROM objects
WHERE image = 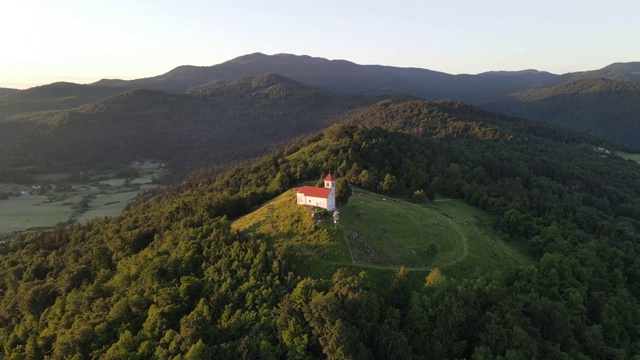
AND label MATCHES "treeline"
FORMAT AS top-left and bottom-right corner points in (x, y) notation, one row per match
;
(1, 101), (640, 358)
